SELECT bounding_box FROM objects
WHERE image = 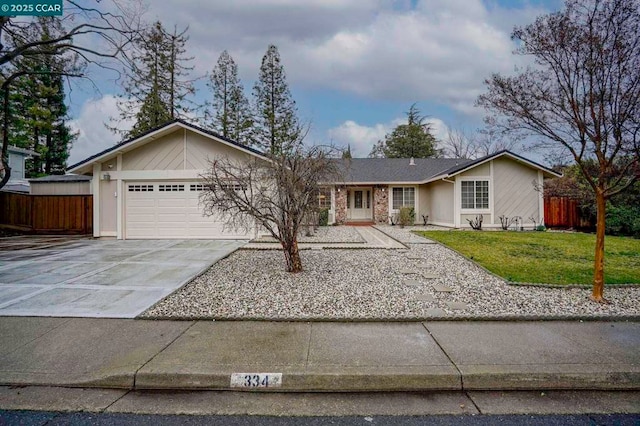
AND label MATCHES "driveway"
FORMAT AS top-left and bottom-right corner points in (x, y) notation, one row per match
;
(0, 238), (245, 318)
